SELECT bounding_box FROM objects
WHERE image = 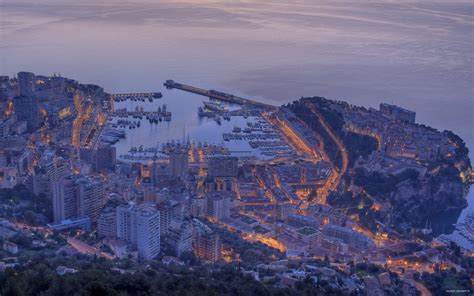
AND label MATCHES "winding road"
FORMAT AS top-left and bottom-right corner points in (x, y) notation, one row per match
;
(306, 102), (349, 202)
